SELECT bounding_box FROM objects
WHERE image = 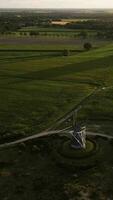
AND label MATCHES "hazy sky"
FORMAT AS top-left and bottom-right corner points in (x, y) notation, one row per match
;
(0, 0), (113, 9)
